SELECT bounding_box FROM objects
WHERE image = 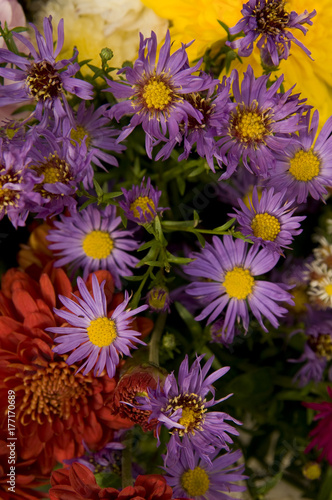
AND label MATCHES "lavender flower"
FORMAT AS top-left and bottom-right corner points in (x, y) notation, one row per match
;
(105, 31), (206, 158)
(26, 130), (93, 219)
(118, 177), (165, 225)
(163, 446), (247, 500)
(138, 354), (241, 461)
(63, 102), (126, 169)
(184, 235), (293, 338)
(0, 138), (40, 228)
(267, 110), (332, 203)
(230, 186), (305, 254)
(157, 76), (231, 172)
(217, 66), (305, 179)
(290, 319), (332, 387)
(46, 204), (139, 288)
(227, 0), (316, 67)
(48, 274), (148, 379)
(0, 16), (93, 127)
